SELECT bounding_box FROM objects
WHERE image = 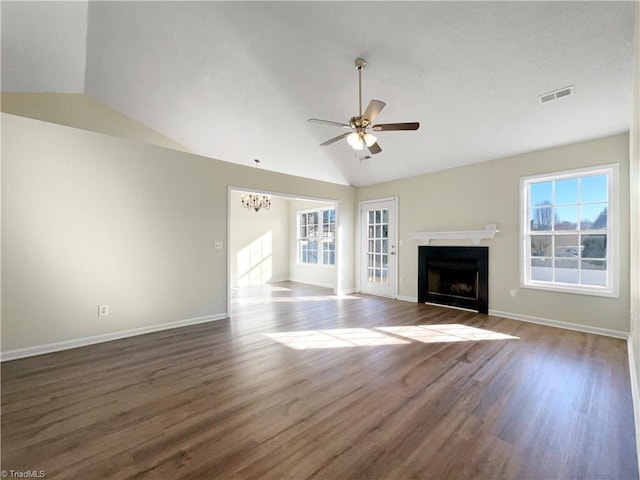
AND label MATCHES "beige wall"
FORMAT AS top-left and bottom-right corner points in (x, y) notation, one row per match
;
(229, 191), (289, 287)
(288, 200), (337, 289)
(357, 133), (631, 333)
(1, 93), (190, 153)
(1, 113), (356, 353)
